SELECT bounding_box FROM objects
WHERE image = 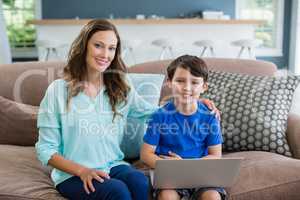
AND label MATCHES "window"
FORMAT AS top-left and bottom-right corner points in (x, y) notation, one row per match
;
(2, 0), (39, 58)
(236, 0), (284, 56)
